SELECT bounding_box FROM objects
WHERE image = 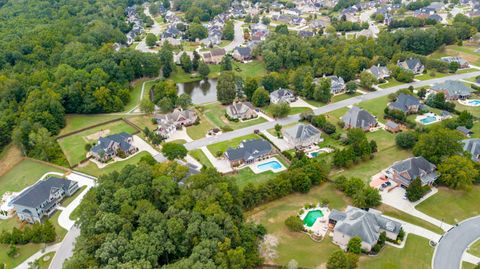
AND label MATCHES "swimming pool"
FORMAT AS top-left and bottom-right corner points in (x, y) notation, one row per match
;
(420, 116), (437, 125)
(303, 210), (324, 227)
(465, 99), (480, 106)
(256, 160), (282, 171)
